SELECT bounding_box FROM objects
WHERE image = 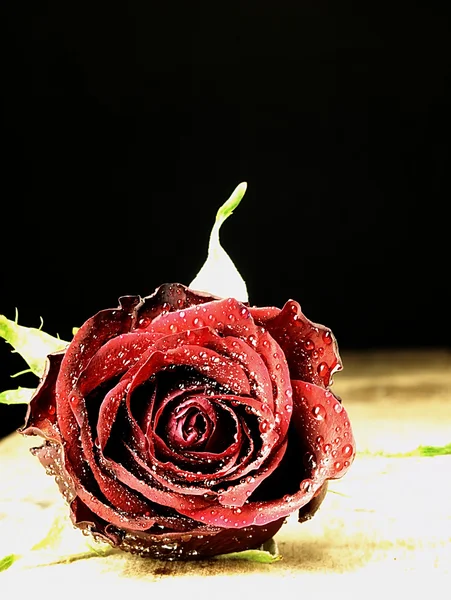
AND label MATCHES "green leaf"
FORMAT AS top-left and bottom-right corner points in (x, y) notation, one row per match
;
(190, 182), (249, 302)
(72, 327), (80, 336)
(0, 314), (68, 378)
(0, 387), (35, 405)
(0, 554), (21, 572)
(215, 538), (281, 563)
(417, 443), (451, 457)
